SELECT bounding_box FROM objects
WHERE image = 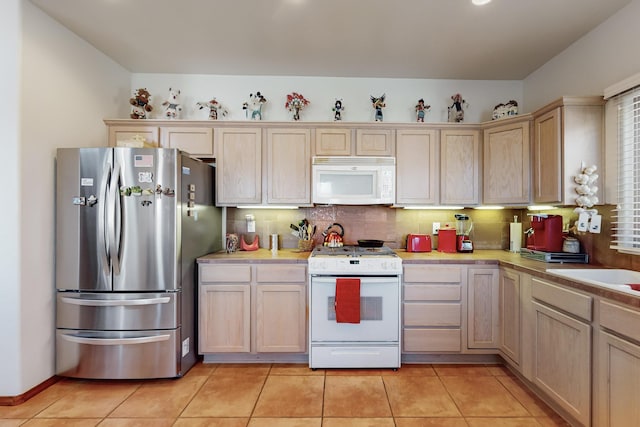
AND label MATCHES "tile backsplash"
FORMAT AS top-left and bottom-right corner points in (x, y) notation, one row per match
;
(226, 205), (639, 269)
